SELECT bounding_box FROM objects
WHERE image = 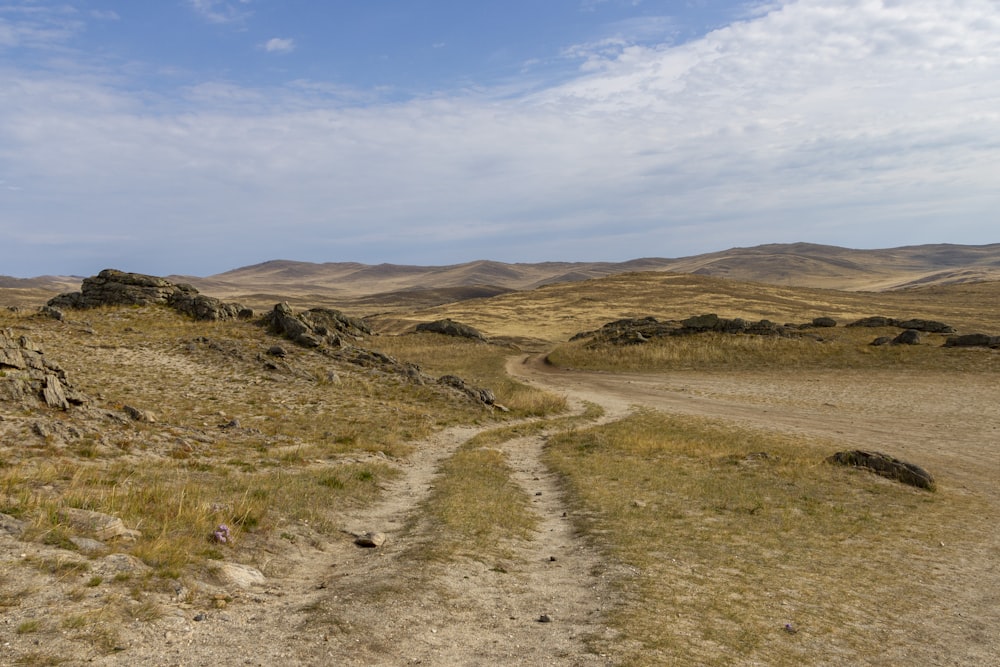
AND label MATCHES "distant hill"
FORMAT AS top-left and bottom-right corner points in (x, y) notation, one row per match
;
(4, 243), (1000, 311)
(167, 243), (1000, 307)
